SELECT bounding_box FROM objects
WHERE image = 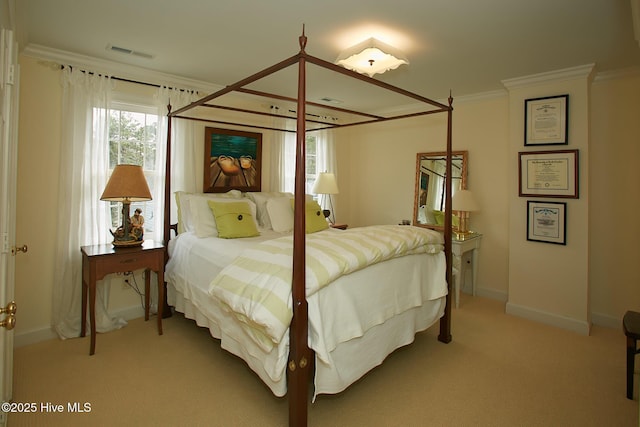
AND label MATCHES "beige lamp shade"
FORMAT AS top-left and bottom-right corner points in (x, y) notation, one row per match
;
(452, 189), (479, 238)
(452, 189), (479, 212)
(100, 164), (152, 202)
(312, 172), (339, 195)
